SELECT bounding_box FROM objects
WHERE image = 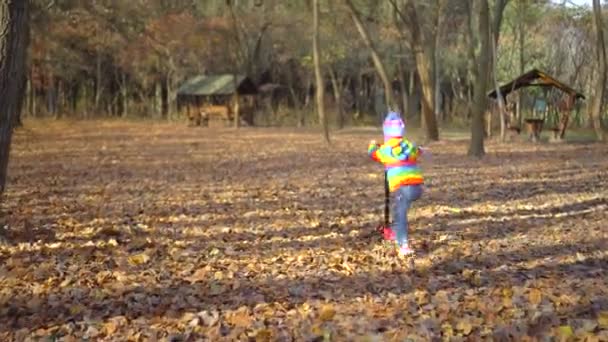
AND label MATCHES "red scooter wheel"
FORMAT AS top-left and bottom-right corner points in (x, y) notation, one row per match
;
(376, 224), (395, 240)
